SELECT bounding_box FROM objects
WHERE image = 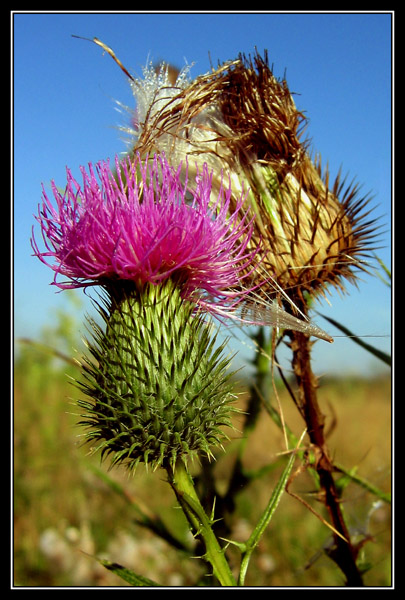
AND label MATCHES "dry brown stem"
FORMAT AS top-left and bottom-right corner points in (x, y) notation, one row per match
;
(289, 325), (364, 586)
